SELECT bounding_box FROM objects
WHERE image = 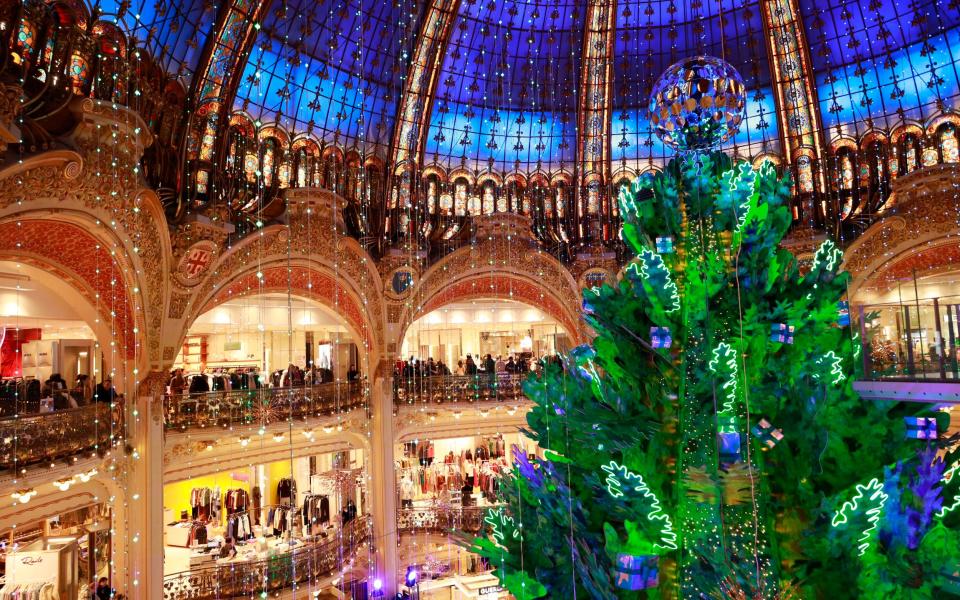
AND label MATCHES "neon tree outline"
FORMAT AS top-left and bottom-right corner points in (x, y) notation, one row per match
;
(708, 342), (739, 415)
(600, 461), (677, 551)
(830, 477), (889, 556)
(628, 250), (680, 314)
